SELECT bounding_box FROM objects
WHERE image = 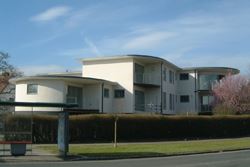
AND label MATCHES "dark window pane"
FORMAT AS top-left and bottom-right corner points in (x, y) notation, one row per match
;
(180, 73), (189, 80)
(180, 95), (189, 103)
(104, 88), (109, 98)
(114, 89), (125, 98)
(163, 68), (167, 81)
